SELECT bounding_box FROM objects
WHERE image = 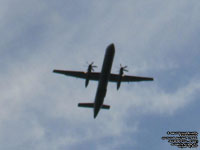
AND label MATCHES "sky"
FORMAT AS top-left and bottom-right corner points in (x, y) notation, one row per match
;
(0, 0), (200, 149)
